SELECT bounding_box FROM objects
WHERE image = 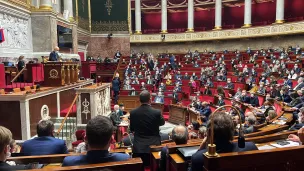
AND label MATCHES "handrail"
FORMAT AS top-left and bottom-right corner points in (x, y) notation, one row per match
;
(112, 56), (123, 80)
(56, 94), (79, 135)
(11, 66), (27, 83)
